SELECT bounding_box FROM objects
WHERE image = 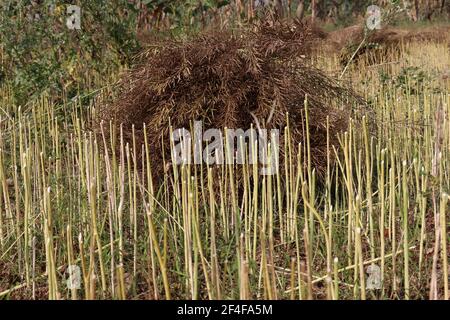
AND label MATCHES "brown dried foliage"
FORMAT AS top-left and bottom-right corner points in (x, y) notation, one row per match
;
(97, 20), (363, 184)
